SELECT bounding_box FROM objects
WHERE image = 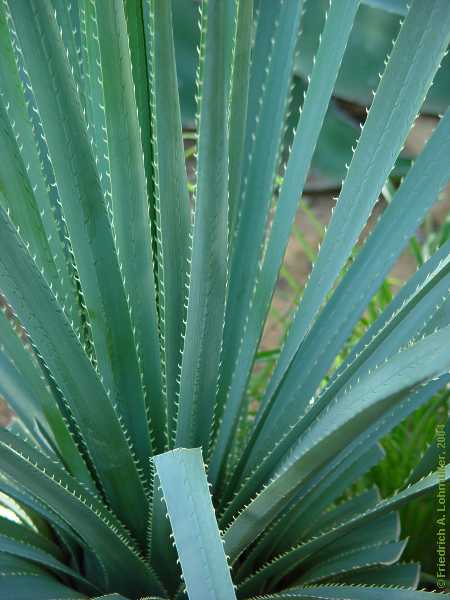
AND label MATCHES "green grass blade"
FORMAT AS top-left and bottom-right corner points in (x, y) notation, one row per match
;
(145, 0), (191, 448)
(265, 0), (450, 407)
(154, 448), (236, 600)
(175, 0), (231, 451)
